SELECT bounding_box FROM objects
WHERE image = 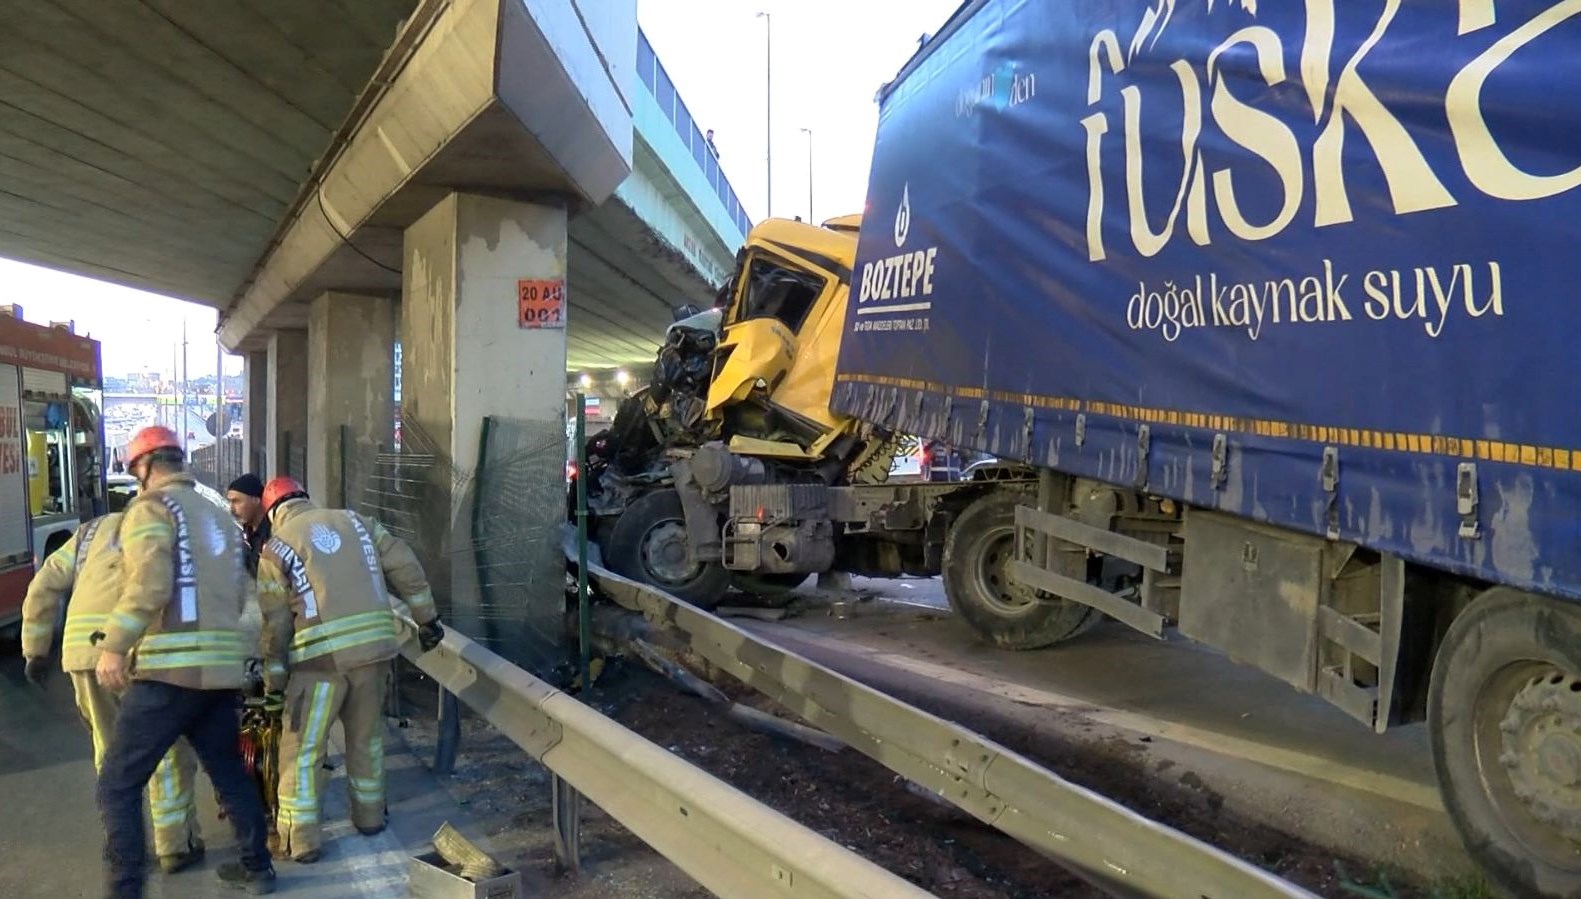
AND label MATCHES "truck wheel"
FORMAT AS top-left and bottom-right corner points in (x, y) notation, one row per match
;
(943, 492), (1097, 649)
(604, 489), (730, 610)
(1429, 587), (1581, 898)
